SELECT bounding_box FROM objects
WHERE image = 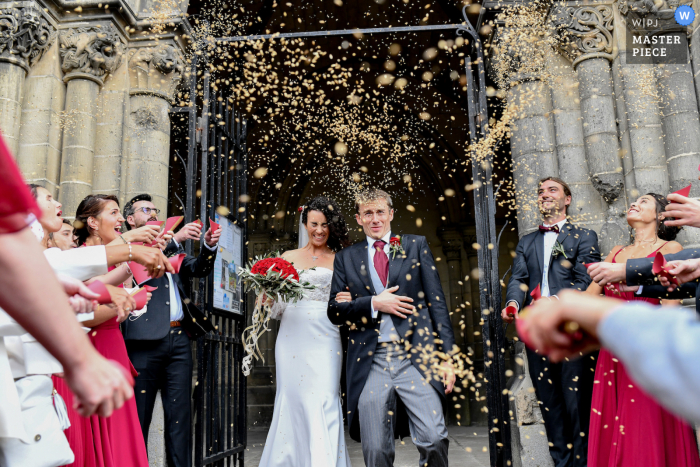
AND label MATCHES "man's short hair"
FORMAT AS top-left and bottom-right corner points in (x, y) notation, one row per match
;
(355, 188), (393, 214)
(123, 194), (152, 230)
(539, 177), (572, 213)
